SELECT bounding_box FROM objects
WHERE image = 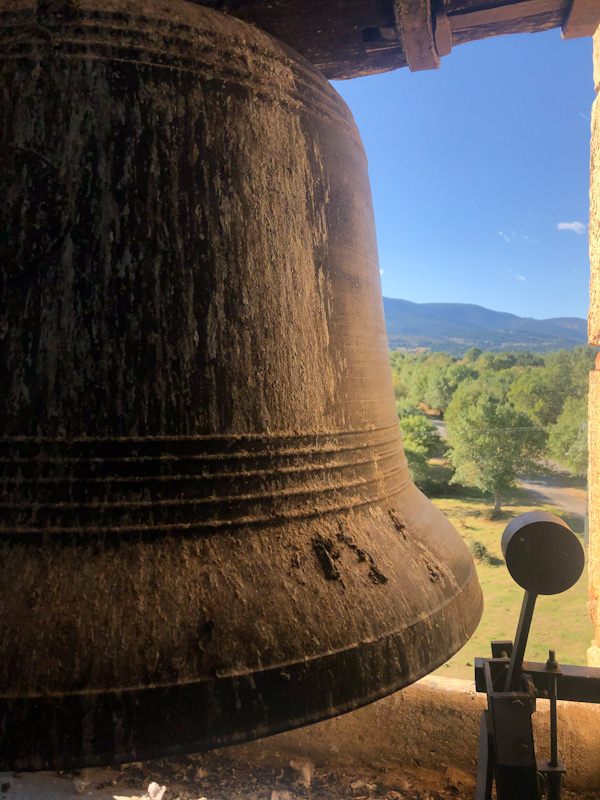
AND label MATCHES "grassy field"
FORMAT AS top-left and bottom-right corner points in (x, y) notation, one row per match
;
(425, 463), (593, 681)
